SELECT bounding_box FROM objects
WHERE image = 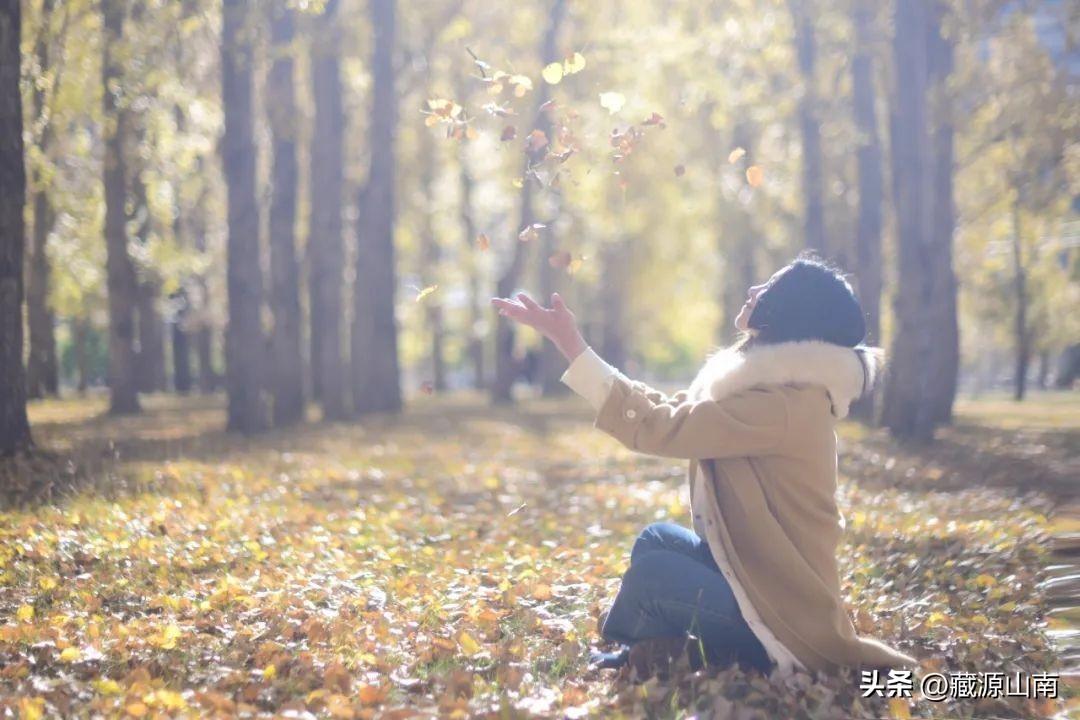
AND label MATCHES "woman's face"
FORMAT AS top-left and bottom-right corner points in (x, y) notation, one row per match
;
(734, 268), (786, 332)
